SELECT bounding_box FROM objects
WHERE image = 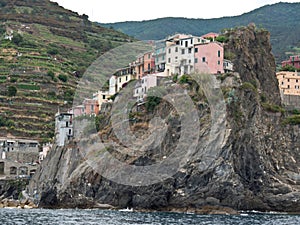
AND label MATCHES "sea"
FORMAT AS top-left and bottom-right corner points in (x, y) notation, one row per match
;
(0, 208), (299, 225)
